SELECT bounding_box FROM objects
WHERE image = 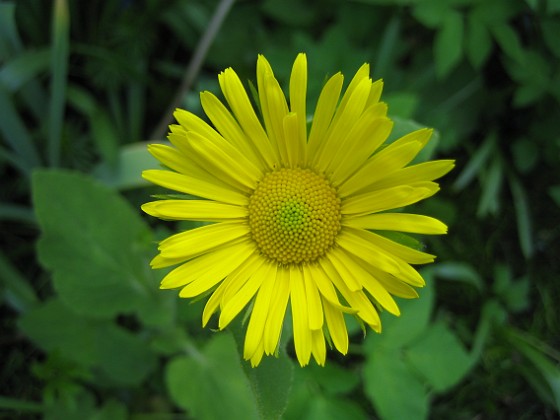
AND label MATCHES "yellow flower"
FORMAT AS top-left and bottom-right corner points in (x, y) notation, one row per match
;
(142, 53), (454, 367)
